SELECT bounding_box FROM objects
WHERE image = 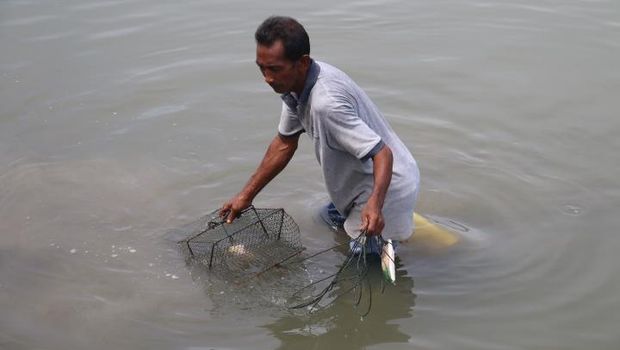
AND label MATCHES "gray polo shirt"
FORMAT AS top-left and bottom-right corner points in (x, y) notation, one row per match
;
(279, 60), (420, 238)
